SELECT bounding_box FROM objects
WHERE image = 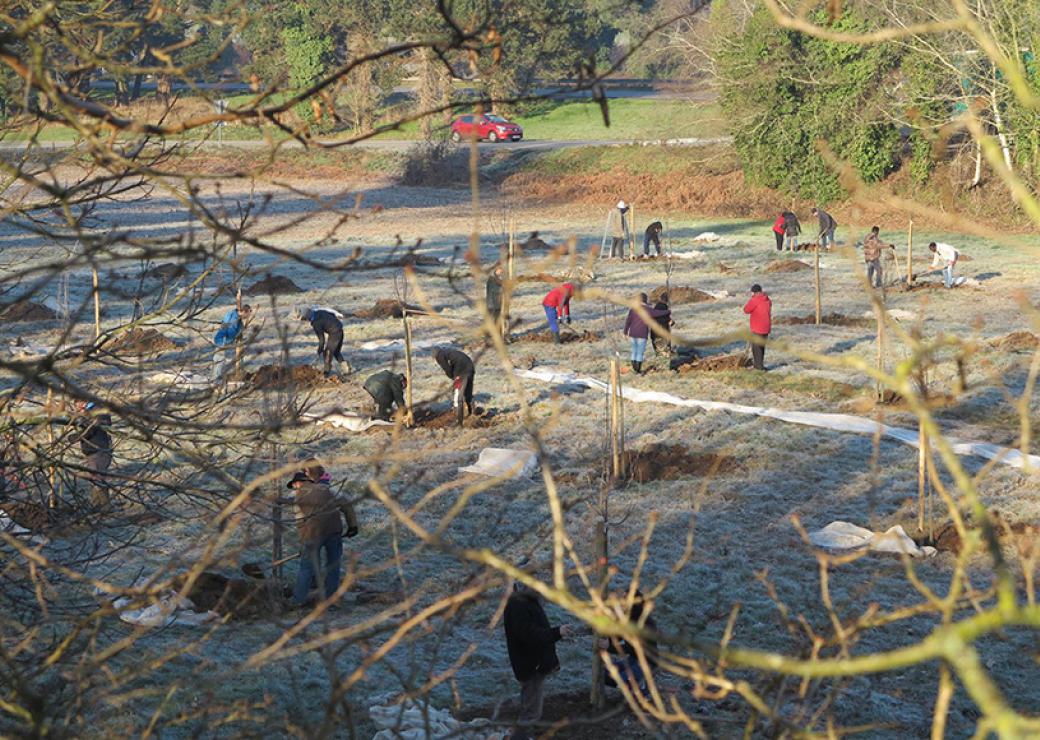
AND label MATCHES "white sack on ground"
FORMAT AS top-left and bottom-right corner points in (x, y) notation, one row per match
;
(692, 232), (720, 242)
(0, 512), (48, 546)
(303, 412), (393, 433)
(809, 521), (936, 558)
(109, 590), (219, 628)
(669, 249), (706, 260)
(369, 700), (499, 740)
(861, 309), (917, 322)
(148, 370), (212, 389)
(358, 337), (446, 353)
(459, 448), (538, 480)
(704, 289), (733, 299)
(513, 368), (1040, 471)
